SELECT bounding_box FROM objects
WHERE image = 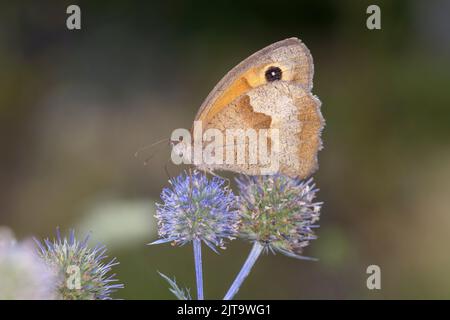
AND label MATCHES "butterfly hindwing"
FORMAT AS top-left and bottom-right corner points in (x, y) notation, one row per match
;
(198, 82), (323, 178)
